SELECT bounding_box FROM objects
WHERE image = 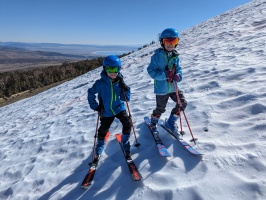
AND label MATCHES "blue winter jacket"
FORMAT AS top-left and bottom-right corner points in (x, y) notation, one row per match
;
(147, 48), (183, 95)
(88, 70), (130, 117)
